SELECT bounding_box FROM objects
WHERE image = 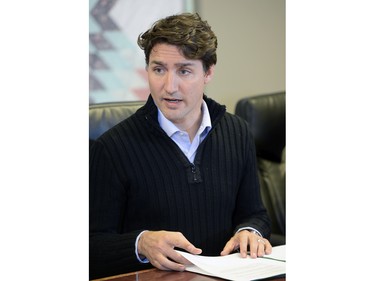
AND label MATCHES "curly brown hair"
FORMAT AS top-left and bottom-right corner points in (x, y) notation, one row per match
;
(137, 13), (217, 72)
